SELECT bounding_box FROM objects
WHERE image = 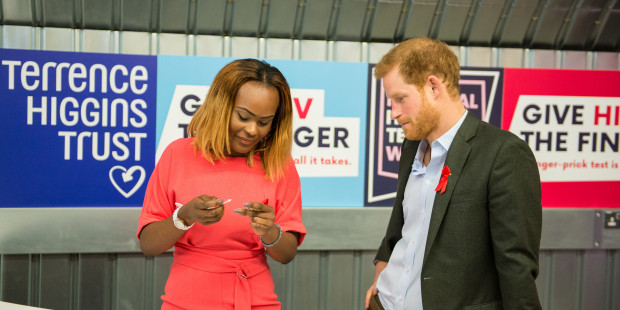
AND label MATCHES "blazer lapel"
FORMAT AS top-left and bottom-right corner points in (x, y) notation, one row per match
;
(423, 113), (479, 261)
